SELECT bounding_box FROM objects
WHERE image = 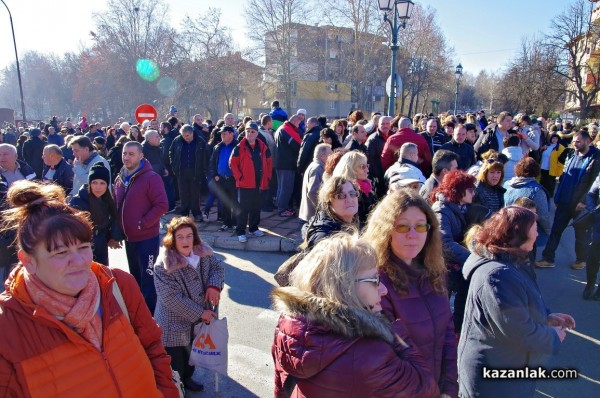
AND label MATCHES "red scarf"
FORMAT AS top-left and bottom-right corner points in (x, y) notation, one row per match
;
(24, 269), (103, 351)
(356, 178), (372, 195)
